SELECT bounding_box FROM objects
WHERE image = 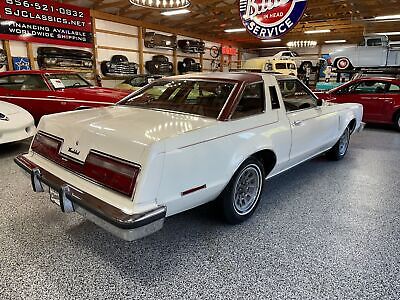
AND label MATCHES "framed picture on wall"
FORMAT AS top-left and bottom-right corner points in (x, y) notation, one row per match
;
(12, 57), (31, 70)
